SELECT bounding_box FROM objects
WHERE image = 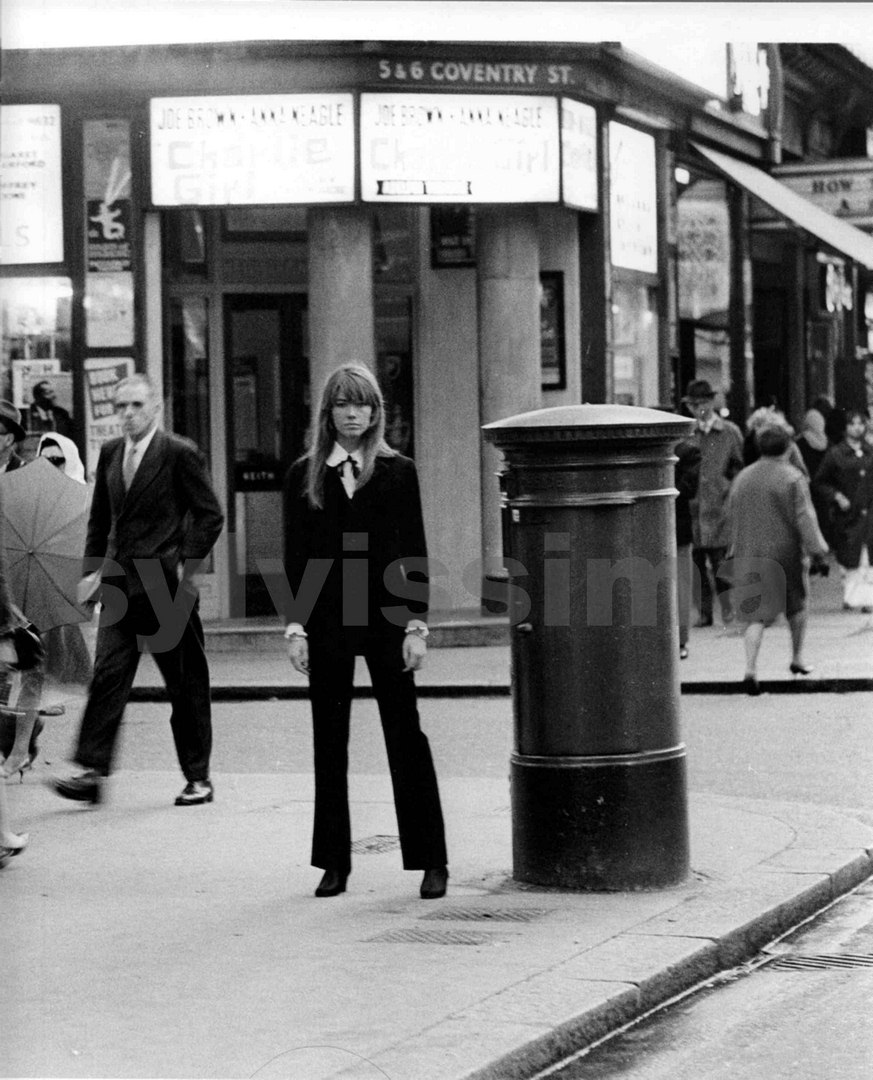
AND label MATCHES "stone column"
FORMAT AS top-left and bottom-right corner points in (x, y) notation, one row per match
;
(477, 207), (542, 588)
(308, 206), (376, 399)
